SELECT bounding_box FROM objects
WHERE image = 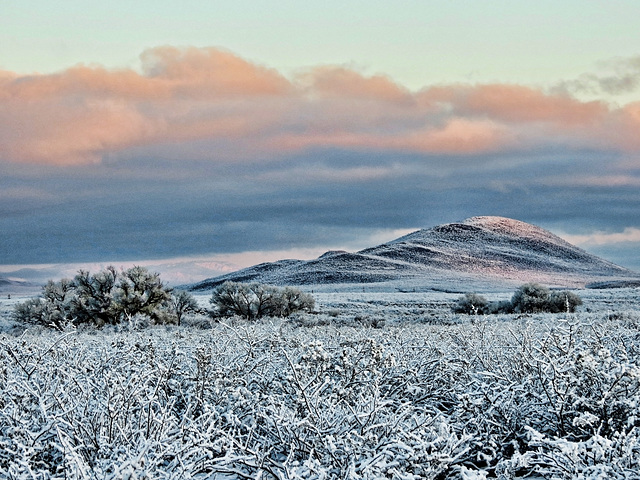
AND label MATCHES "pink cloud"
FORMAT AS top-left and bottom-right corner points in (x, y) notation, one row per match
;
(1, 46), (640, 165)
(459, 84), (608, 125)
(395, 118), (510, 153)
(139, 46), (293, 97)
(0, 97), (160, 165)
(614, 102), (640, 150)
(299, 66), (411, 103)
